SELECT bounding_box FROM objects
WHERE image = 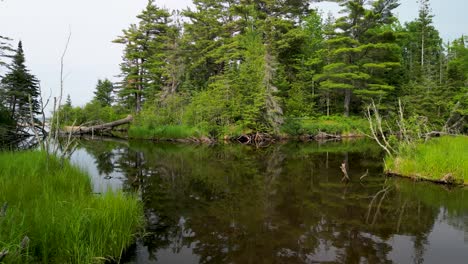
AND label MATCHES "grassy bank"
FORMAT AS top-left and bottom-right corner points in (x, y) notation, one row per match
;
(128, 124), (208, 140)
(127, 116), (370, 141)
(385, 136), (468, 184)
(0, 151), (143, 263)
(281, 116), (370, 137)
